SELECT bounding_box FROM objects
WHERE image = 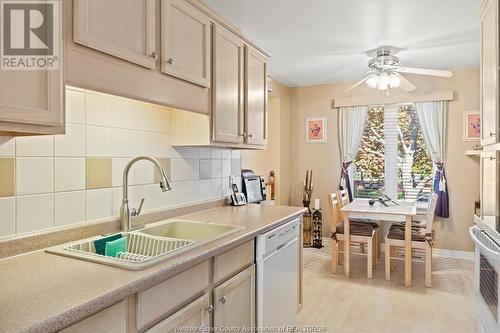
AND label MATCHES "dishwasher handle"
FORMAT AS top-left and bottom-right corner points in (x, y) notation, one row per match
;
(261, 237), (298, 260)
